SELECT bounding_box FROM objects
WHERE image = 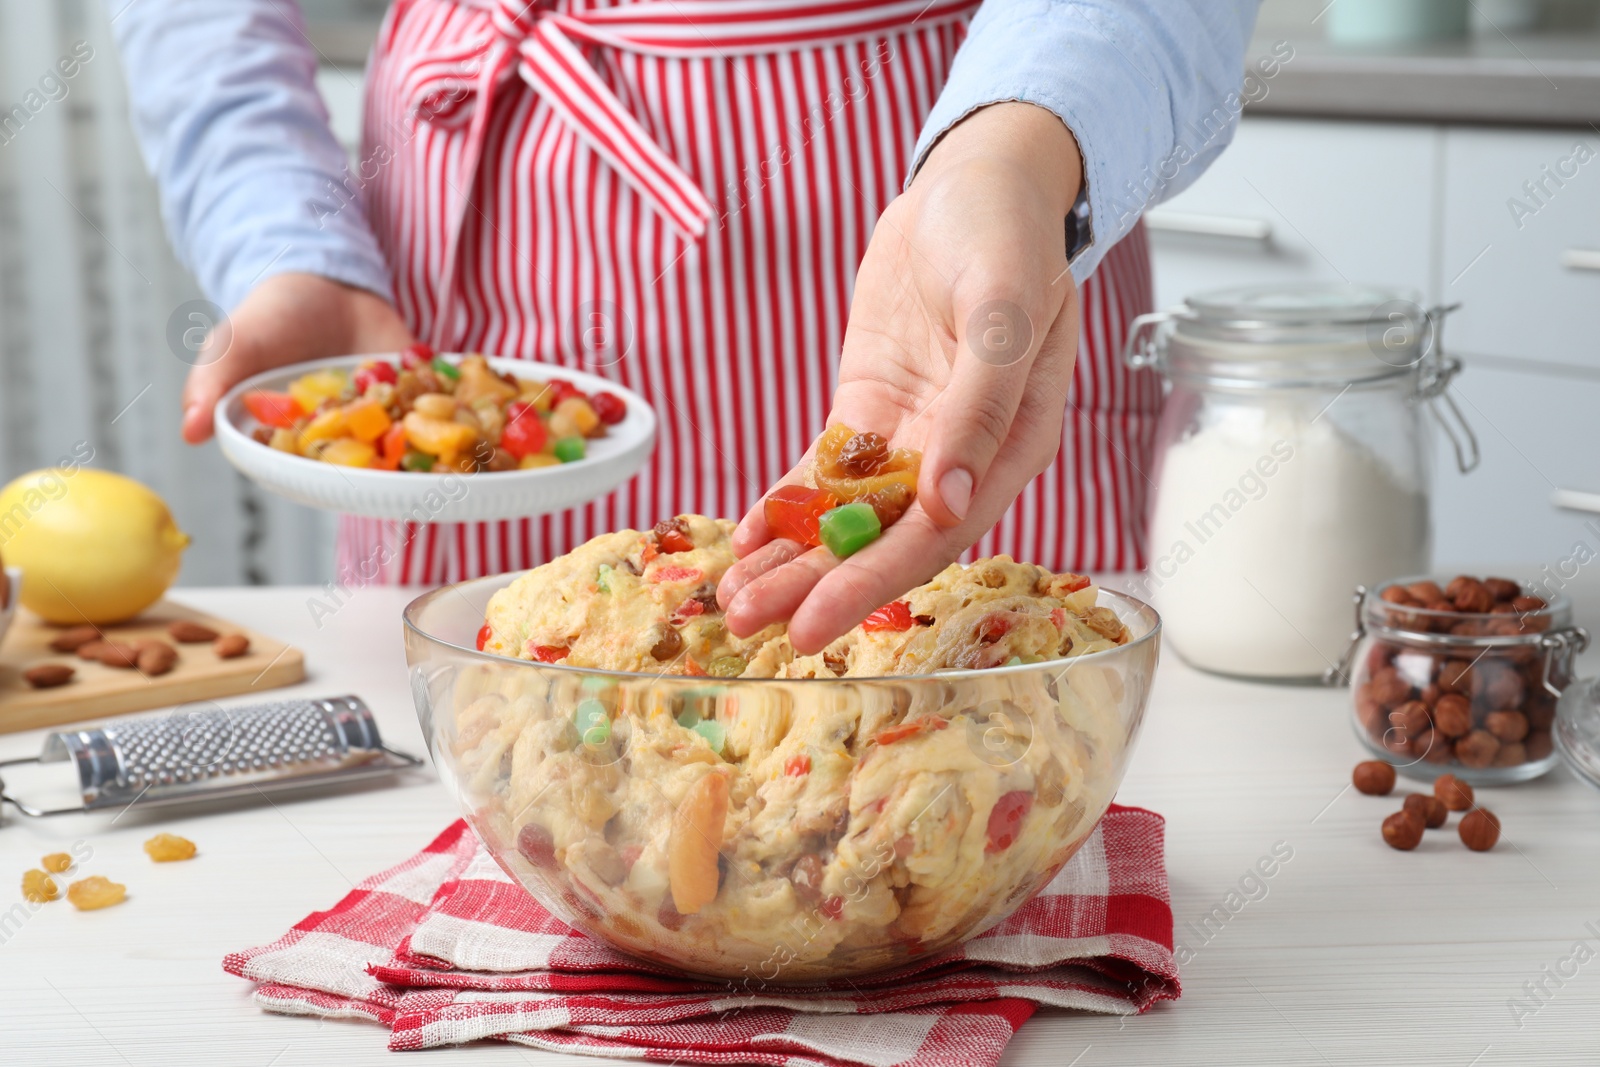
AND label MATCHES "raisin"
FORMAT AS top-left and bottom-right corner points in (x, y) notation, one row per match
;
(517, 823), (557, 868)
(651, 627), (684, 661)
(143, 833), (197, 862)
(790, 853), (824, 906)
(66, 876), (126, 911)
(857, 483), (915, 526)
(657, 896), (685, 930)
(22, 869), (58, 903)
(41, 853), (73, 873)
(837, 431), (890, 477)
